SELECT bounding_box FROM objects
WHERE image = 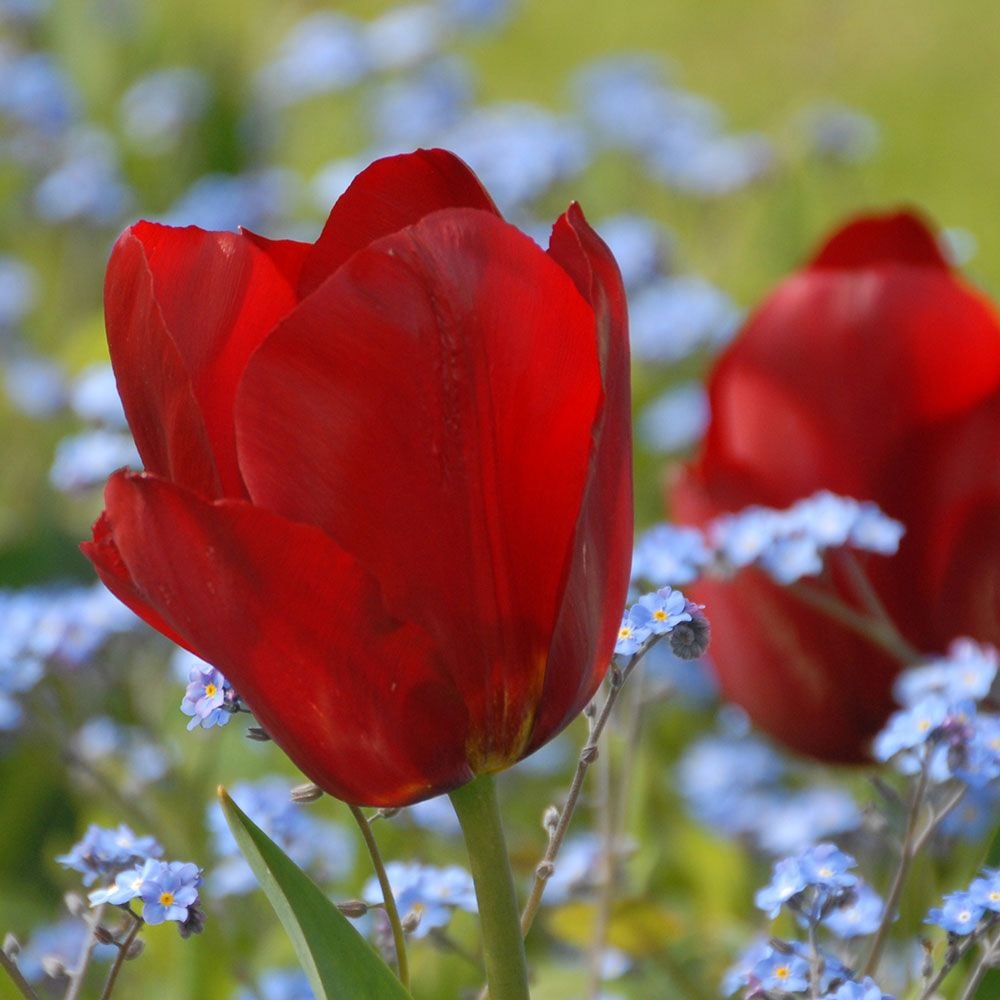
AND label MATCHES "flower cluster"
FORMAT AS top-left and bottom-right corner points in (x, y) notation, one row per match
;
(0, 583), (140, 732)
(926, 867), (1000, 936)
(56, 823), (162, 887)
(724, 940), (892, 999)
(635, 492), (904, 591)
(89, 859), (204, 933)
(361, 861), (477, 938)
(614, 585), (710, 661)
(722, 844), (891, 997)
(873, 638), (999, 786)
(57, 824), (204, 936)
